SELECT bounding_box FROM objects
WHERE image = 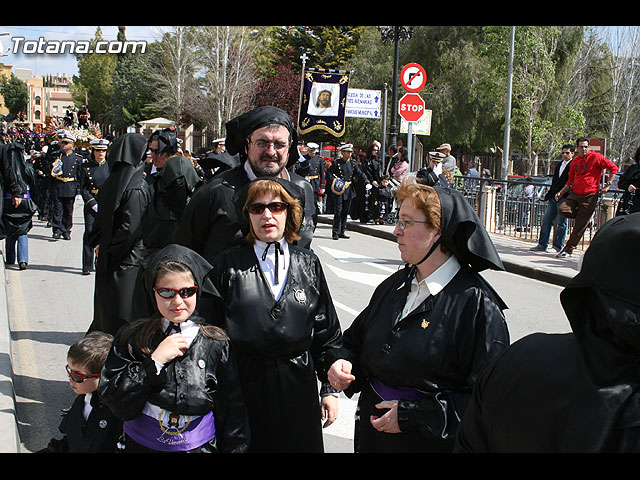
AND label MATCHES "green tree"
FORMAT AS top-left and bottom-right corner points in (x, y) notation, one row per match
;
(72, 26), (117, 125)
(107, 27), (160, 133)
(266, 26), (366, 71)
(0, 73), (28, 117)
